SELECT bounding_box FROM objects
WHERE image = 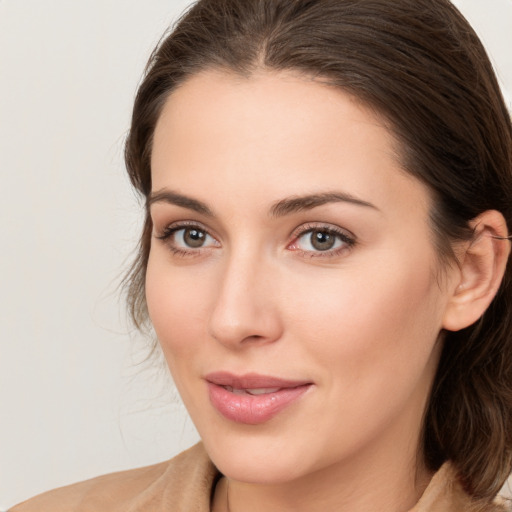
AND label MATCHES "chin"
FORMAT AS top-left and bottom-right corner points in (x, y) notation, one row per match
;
(214, 453), (308, 485)
(199, 426), (320, 484)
